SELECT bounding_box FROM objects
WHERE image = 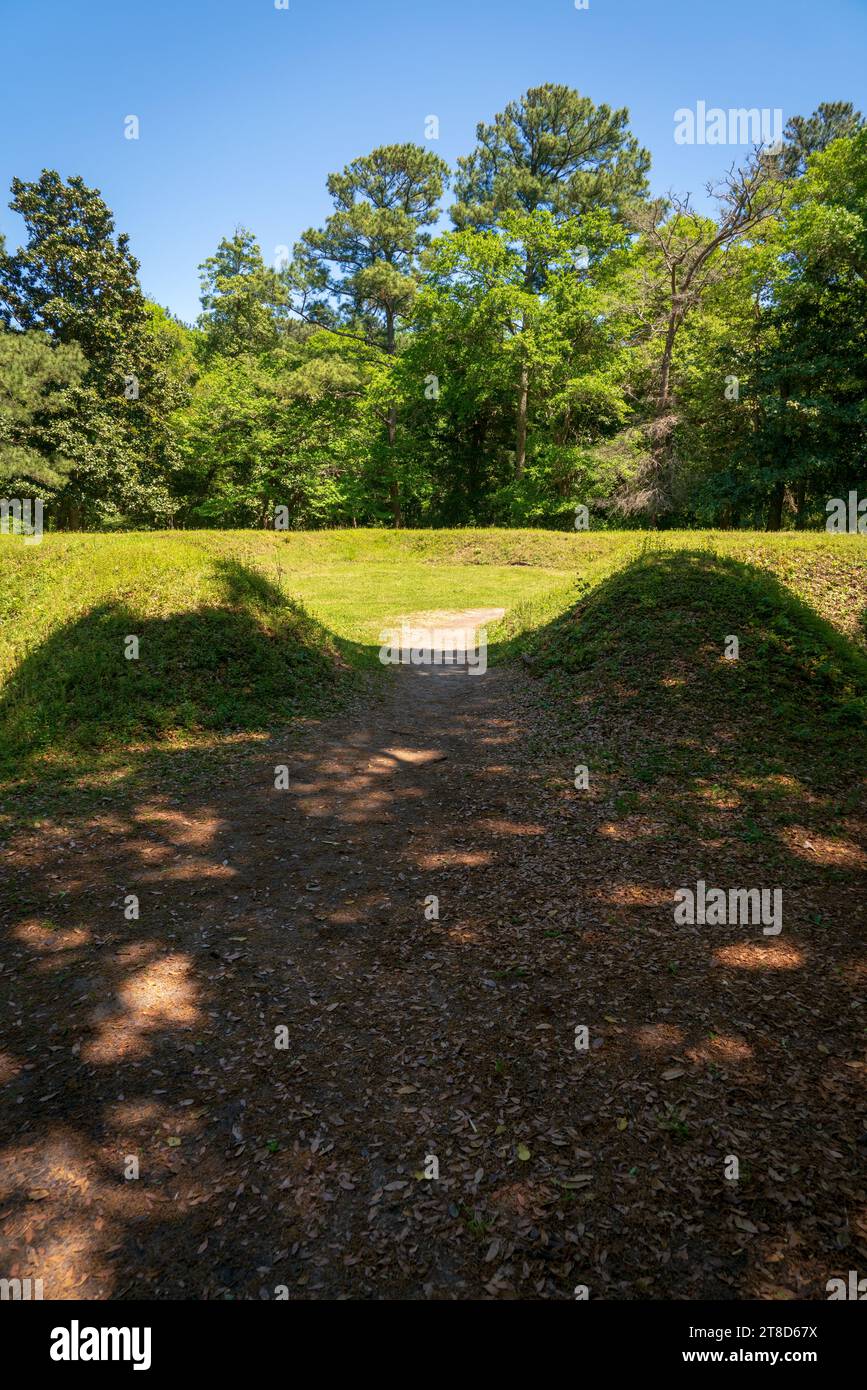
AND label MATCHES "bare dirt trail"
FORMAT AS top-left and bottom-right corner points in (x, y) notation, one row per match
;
(1, 626), (864, 1300)
(2, 647), (580, 1299)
